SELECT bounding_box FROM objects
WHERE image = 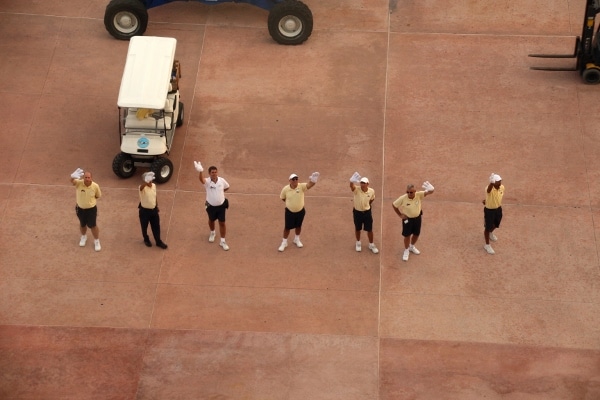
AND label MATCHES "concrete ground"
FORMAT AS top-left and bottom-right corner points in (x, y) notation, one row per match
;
(1, 0), (600, 398)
